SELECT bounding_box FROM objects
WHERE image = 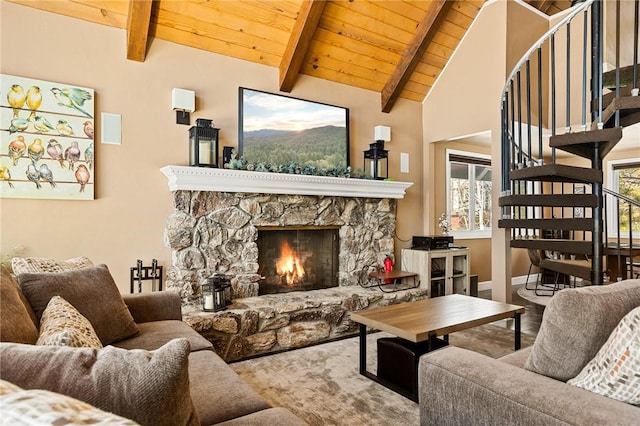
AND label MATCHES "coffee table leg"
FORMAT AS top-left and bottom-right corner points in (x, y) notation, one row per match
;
(514, 312), (521, 350)
(359, 323), (367, 374)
